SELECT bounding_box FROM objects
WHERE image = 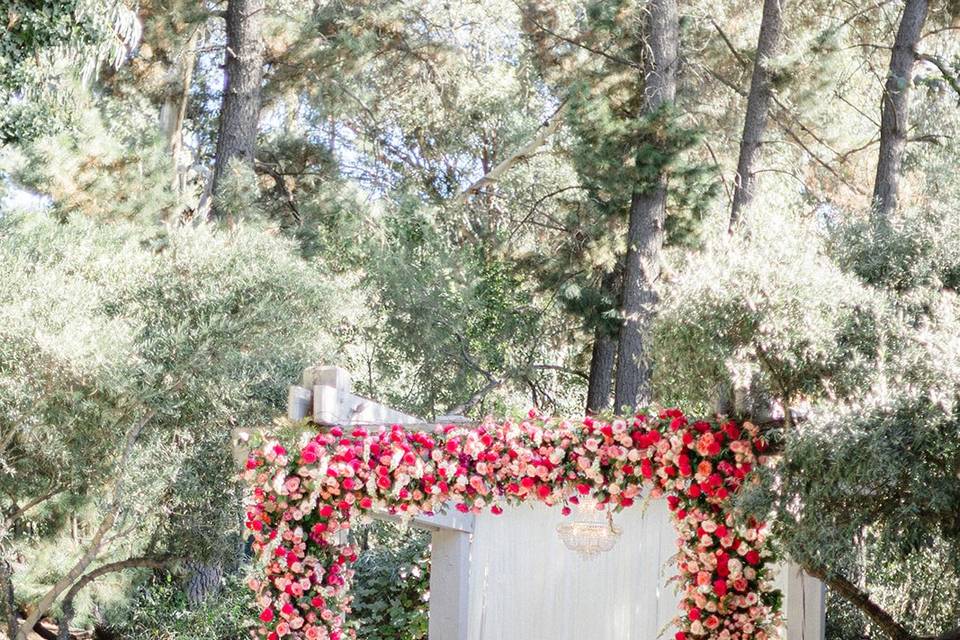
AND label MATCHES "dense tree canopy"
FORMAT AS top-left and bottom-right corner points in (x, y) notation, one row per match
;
(1, 0), (960, 638)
